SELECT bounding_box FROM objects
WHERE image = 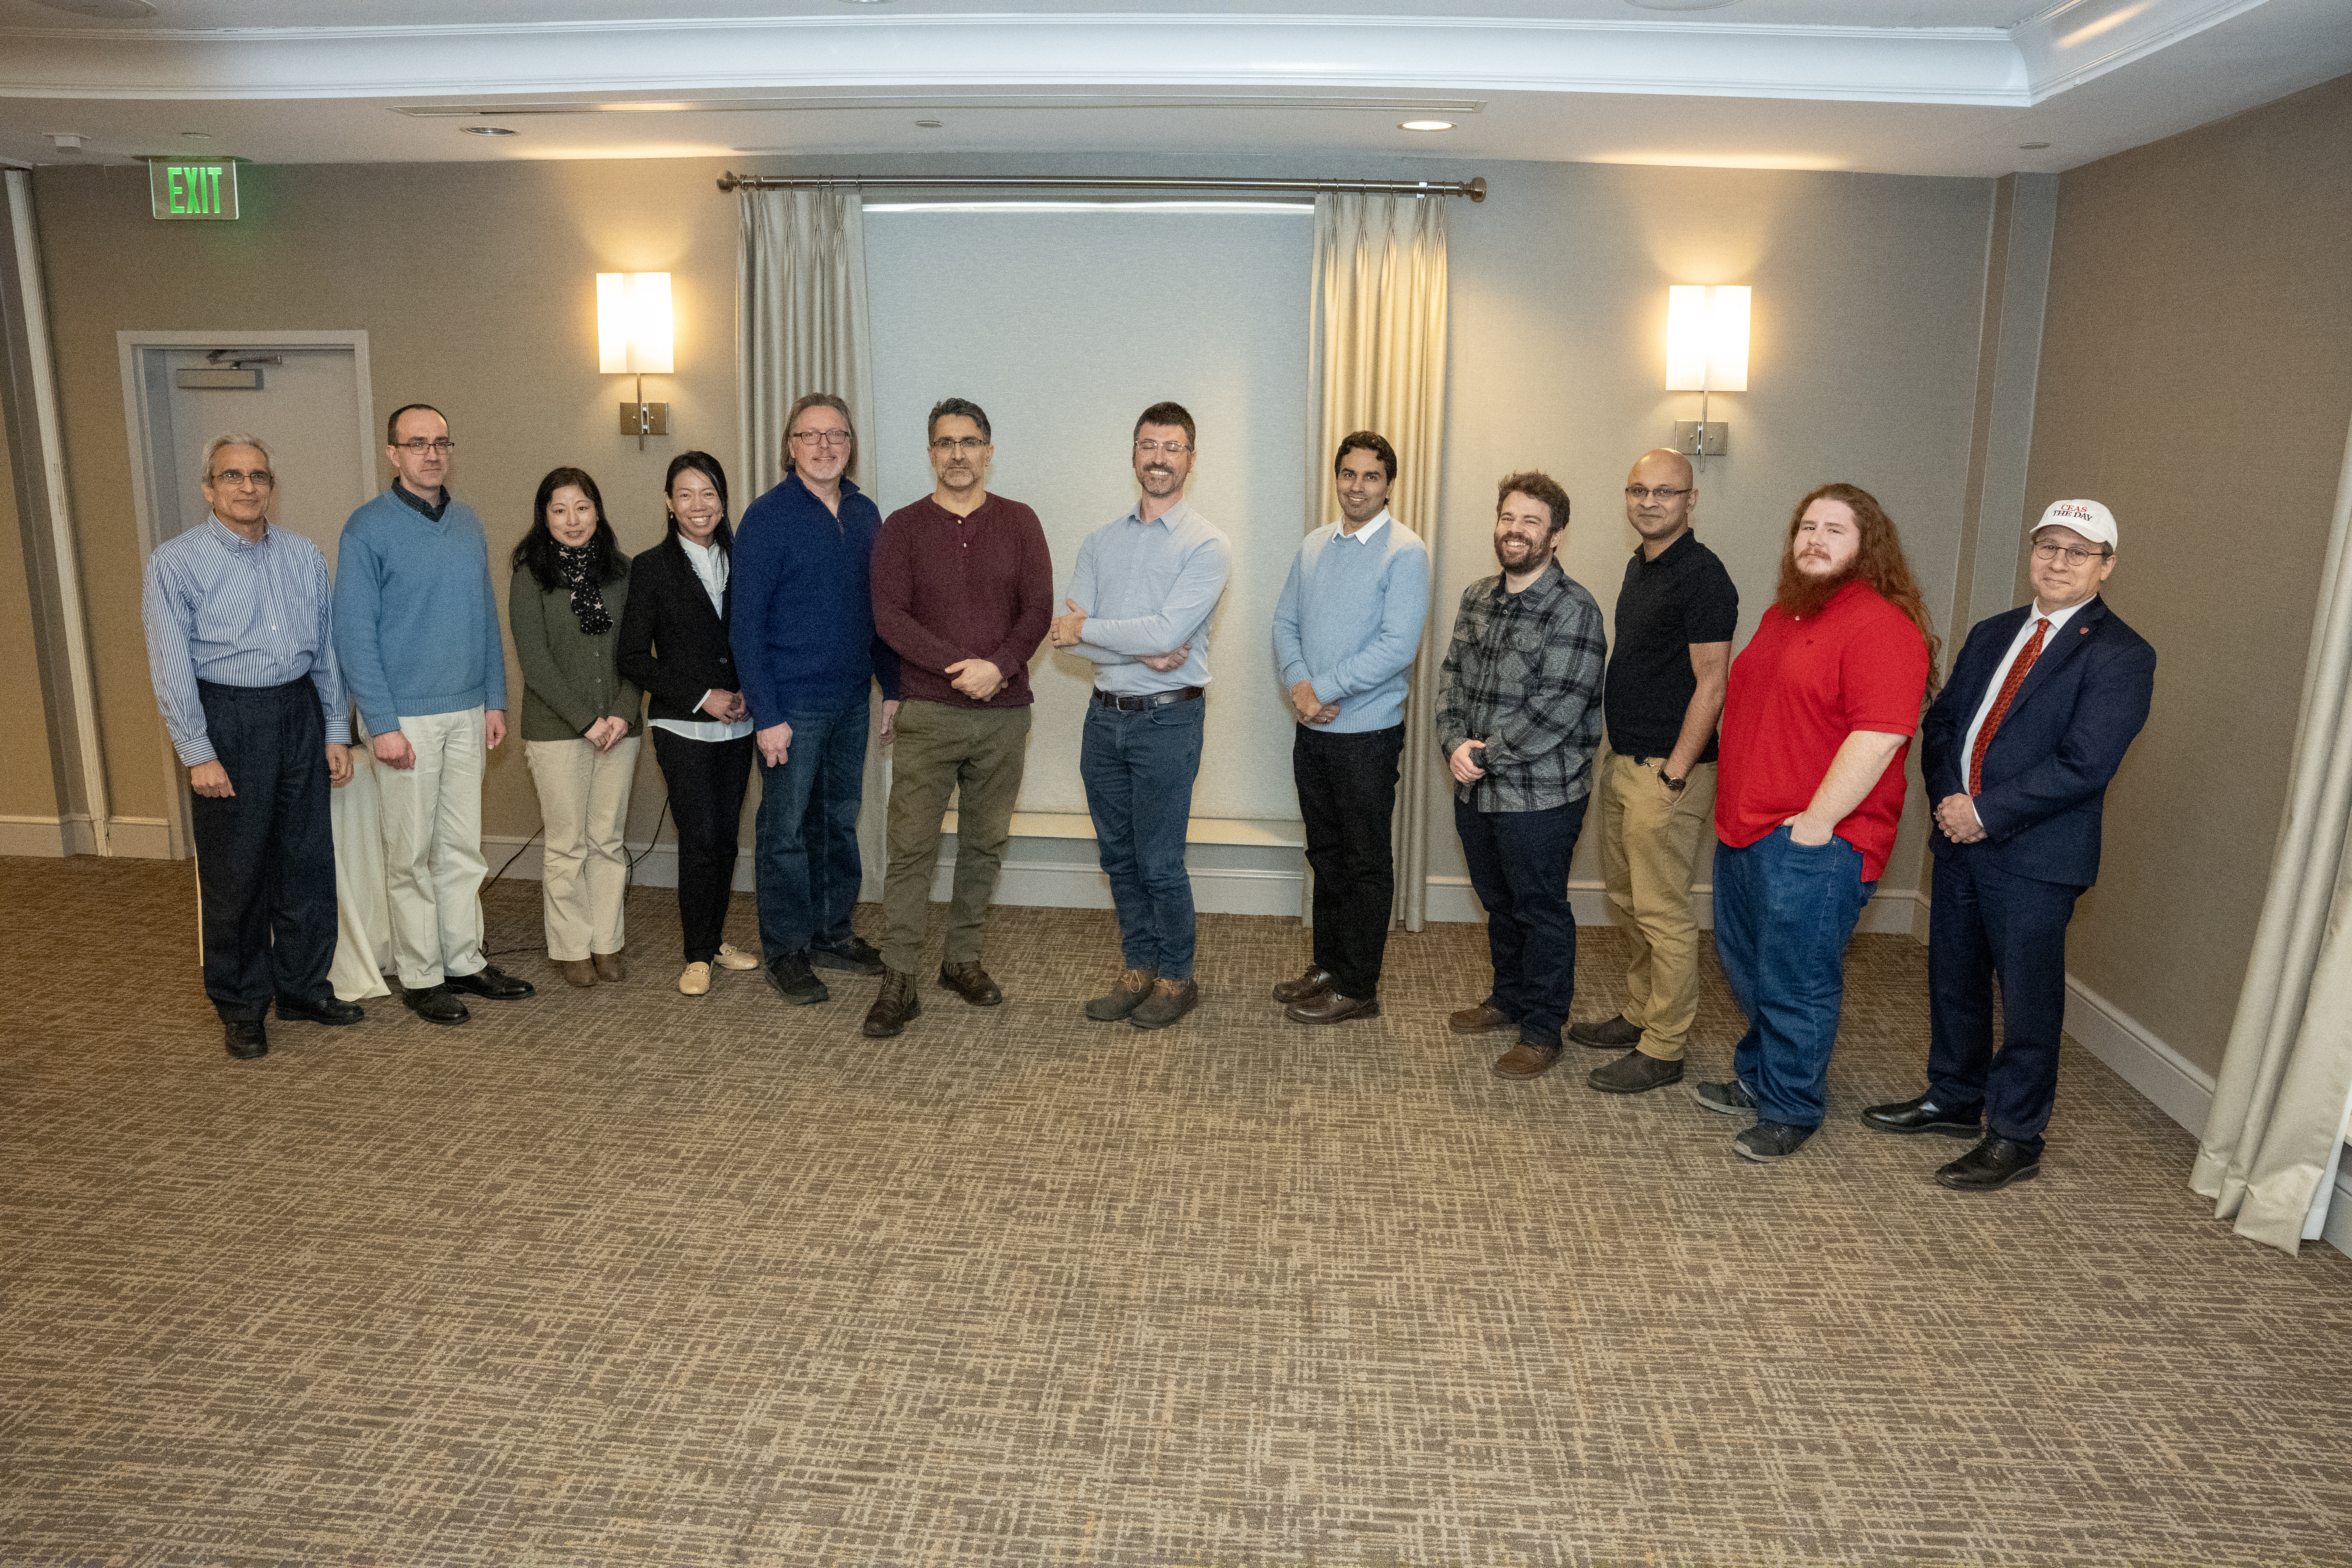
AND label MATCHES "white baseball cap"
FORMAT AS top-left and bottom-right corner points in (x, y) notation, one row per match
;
(2034, 498), (2117, 552)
